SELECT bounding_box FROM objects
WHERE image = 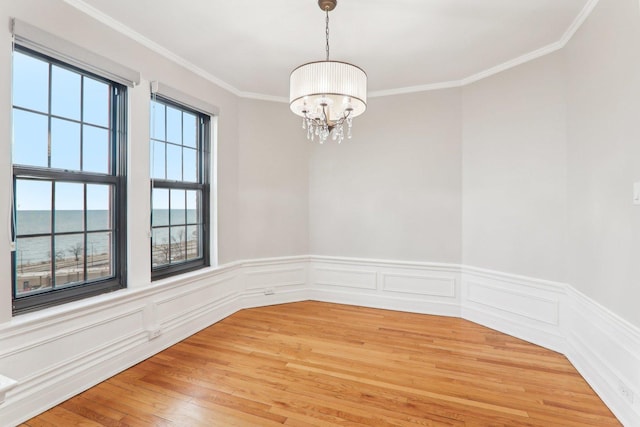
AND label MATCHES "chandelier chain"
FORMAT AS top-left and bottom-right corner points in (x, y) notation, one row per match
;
(325, 9), (330, 61)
